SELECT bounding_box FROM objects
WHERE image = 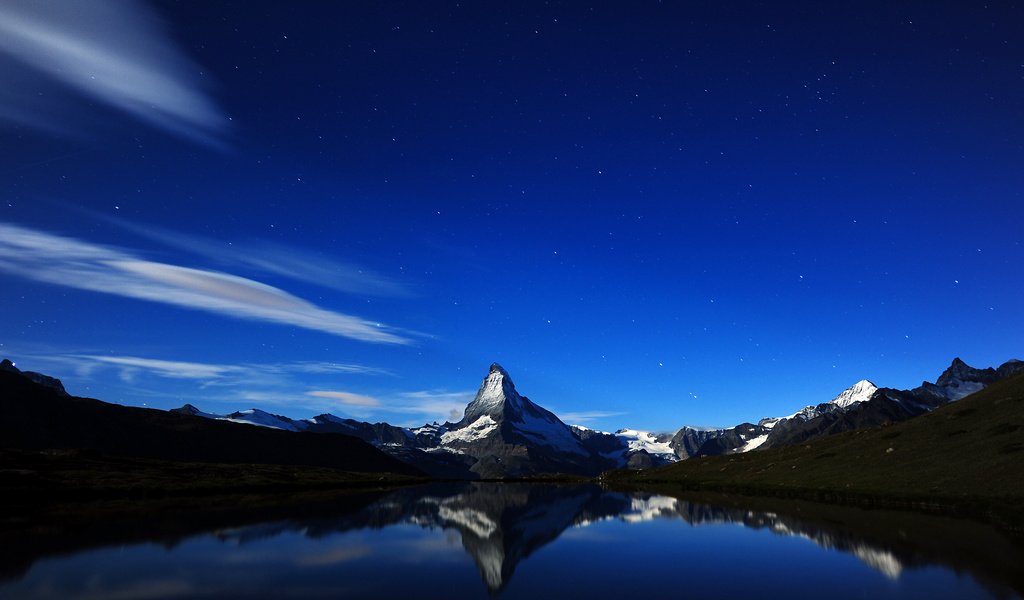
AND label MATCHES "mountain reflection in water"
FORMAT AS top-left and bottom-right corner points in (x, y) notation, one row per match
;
(2, 483), (1021, 599)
